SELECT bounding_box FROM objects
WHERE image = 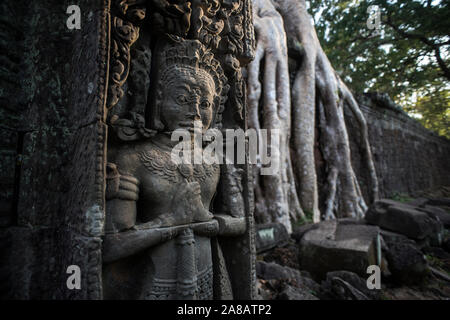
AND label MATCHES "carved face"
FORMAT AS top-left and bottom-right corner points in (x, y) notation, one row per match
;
(160, 67), (216, 133)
